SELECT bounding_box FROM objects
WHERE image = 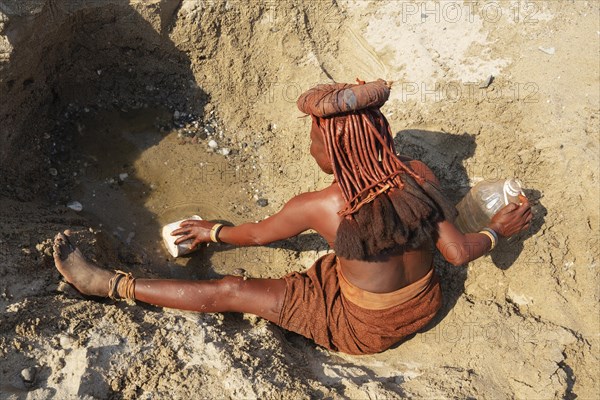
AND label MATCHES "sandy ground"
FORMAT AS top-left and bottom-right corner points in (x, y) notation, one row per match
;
(0, 0), (598, 398)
